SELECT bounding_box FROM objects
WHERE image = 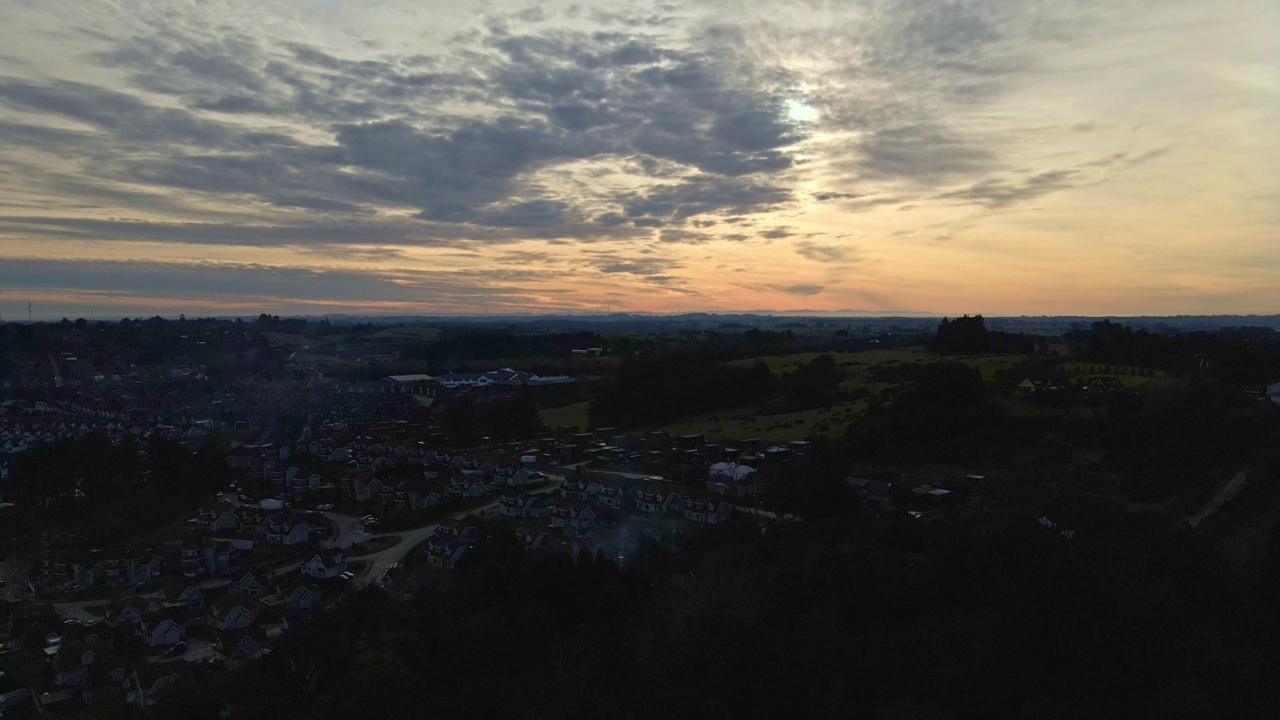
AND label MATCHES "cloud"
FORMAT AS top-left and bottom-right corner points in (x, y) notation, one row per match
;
(0, 16), (810, 248)
(0, 258), (541, 310)
(622, 176), (791, 223)
(794, 241), (858, 264)
(852, 124), (996, 181)
(937, 169), (1079, 208)
(769, 283), (825, 296)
